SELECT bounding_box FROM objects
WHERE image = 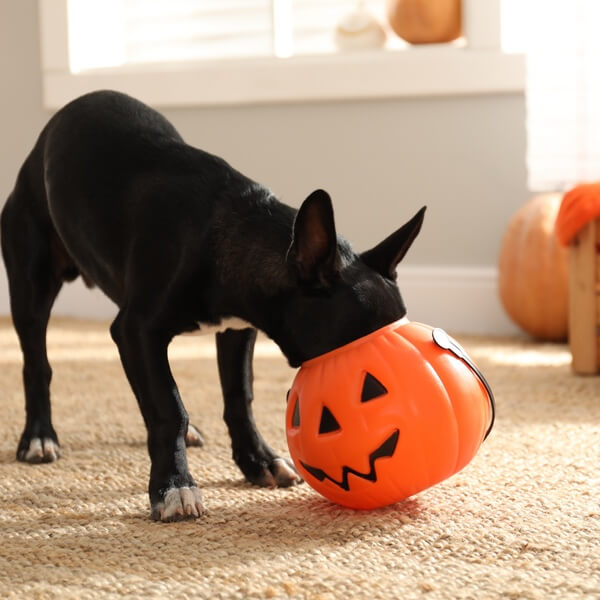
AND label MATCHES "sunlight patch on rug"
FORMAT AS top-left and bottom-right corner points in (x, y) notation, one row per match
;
(469, 345), (572, 368)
